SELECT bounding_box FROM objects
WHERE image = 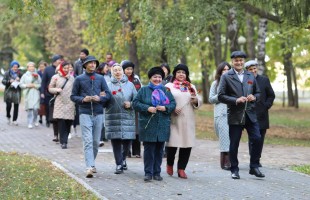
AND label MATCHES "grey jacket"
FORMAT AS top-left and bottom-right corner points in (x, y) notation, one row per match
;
(218, 69), (260, 125)
(105, 75), (137, 139)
